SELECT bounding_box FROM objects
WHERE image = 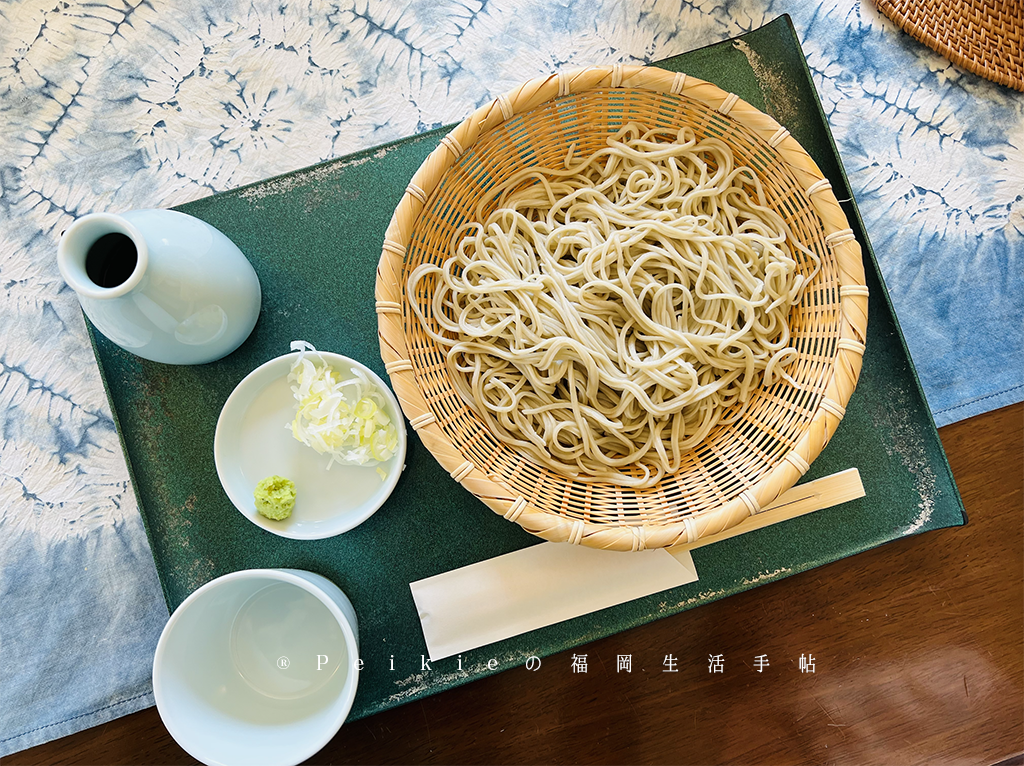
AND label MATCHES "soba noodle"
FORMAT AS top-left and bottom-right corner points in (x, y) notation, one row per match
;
(409, 123), (817, 488)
